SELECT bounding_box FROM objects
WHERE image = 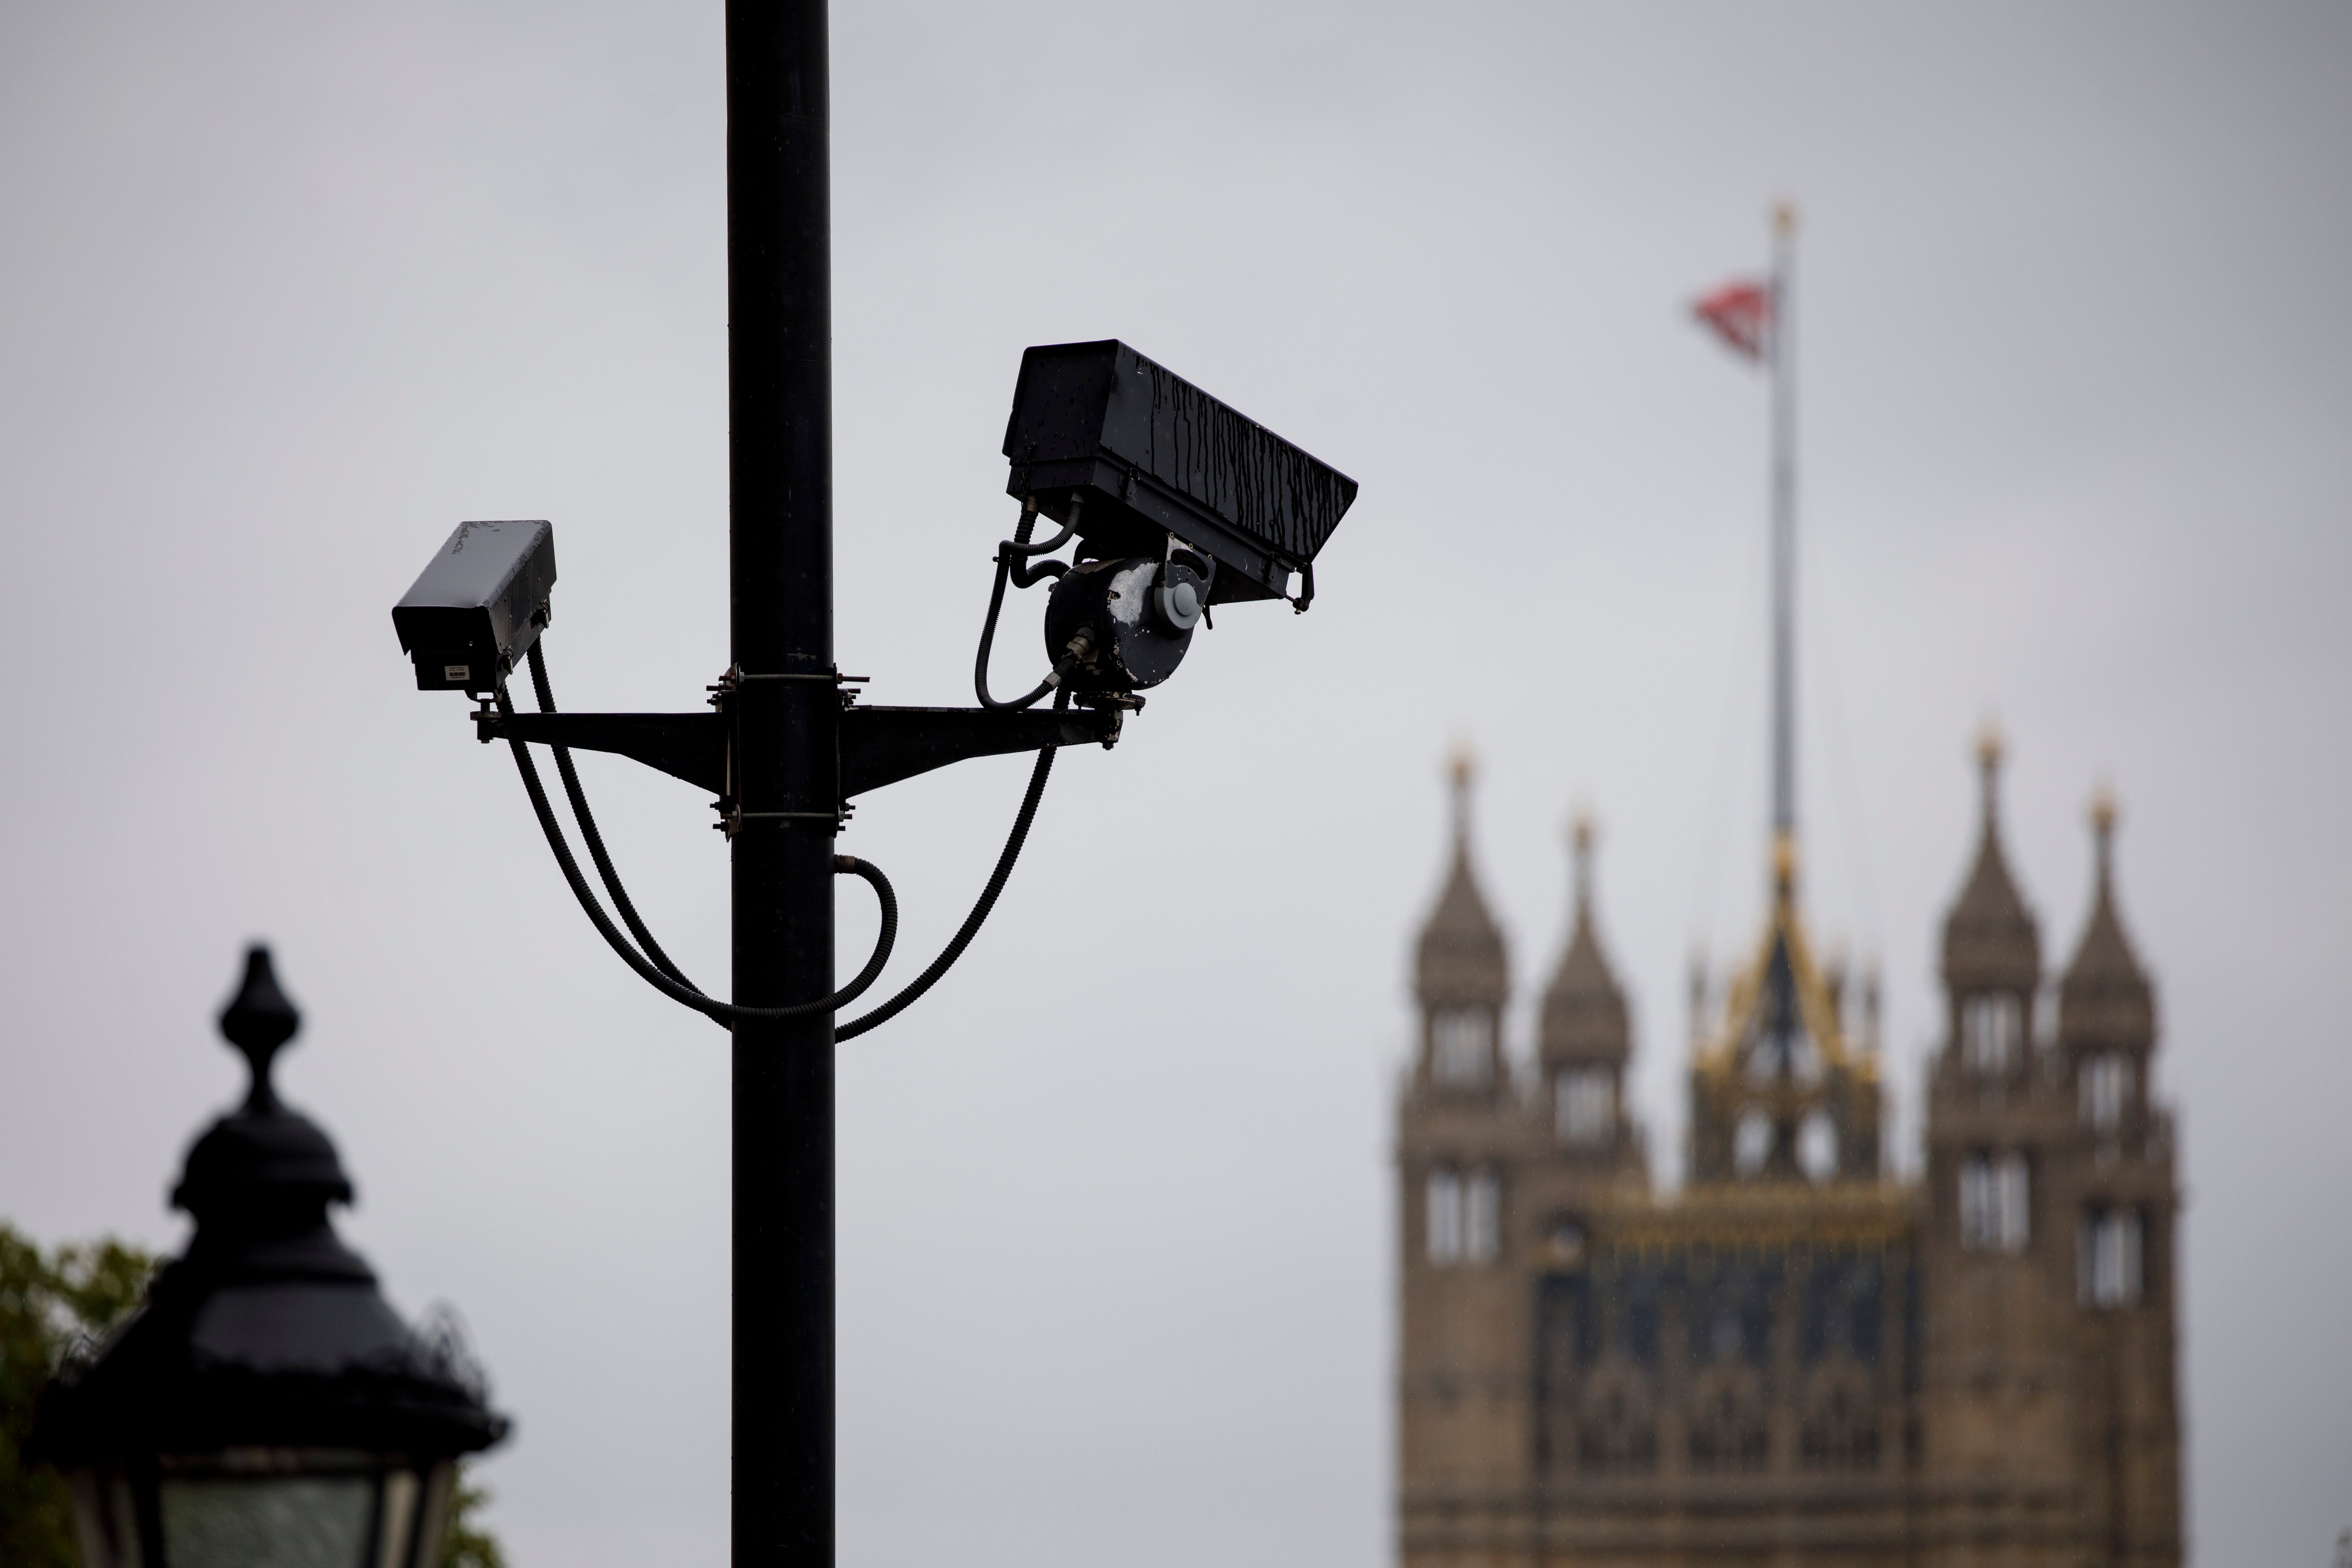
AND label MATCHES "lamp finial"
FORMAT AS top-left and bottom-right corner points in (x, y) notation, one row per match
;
(219, 944), (300, 1114)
